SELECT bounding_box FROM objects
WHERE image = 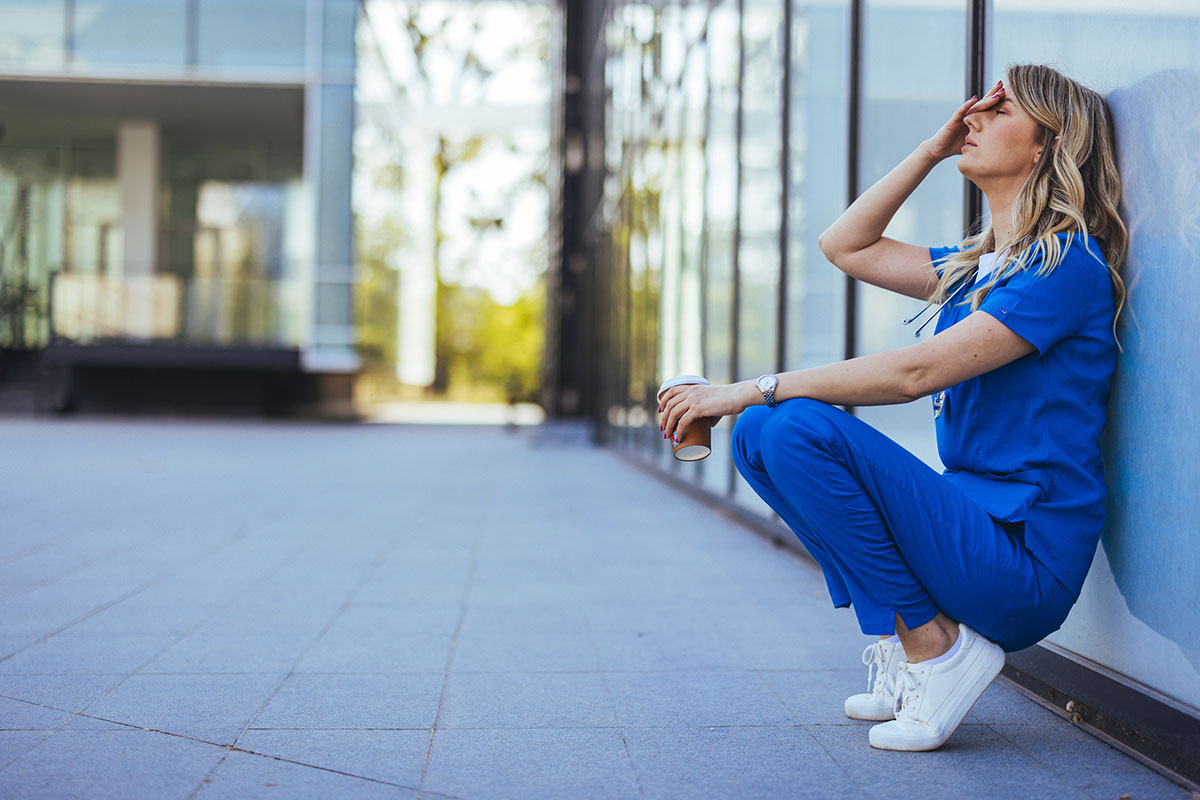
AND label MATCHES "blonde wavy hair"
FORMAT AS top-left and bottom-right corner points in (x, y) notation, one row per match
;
(933, 64), (1128, 330)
